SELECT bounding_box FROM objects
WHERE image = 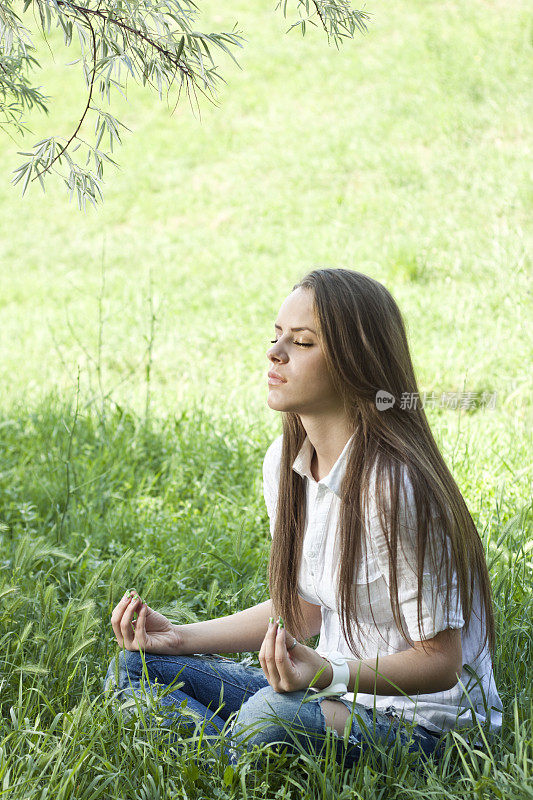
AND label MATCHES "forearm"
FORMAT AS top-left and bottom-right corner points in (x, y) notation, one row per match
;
(176, 599), (274, 655)
(316, 649), (460, 695)
(351, 648), (460, 694)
